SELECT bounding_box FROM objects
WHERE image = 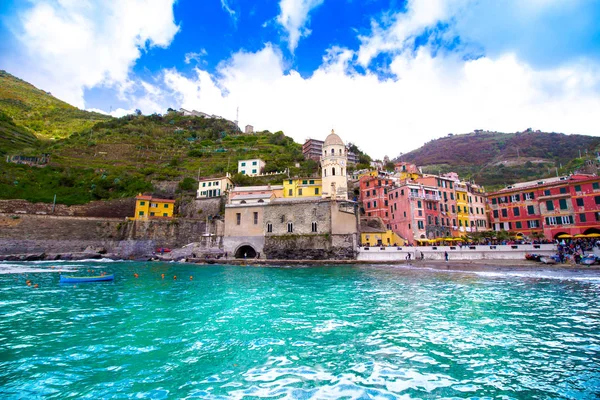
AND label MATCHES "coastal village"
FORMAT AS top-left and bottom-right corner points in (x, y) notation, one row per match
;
(129, 127), (600, 262)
